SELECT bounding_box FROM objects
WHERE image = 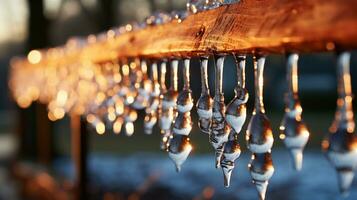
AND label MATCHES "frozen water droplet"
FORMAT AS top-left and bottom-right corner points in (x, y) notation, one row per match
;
(176, 59), (193, 113)
(132, 59), (151, 109)
(246, 56), (274, 153)
(177, 59), (193, 113)
(198, 118), (211, 134)
(226, 54), (248, 133)
(144, 111), (157, 135)
(159, 61), (167, 93)
(162, 60), (179, 109)
(119, 62), (138, 106)
(249, 153), (274, 200)
(160, 60), (178, 135)
(197, 94), (213, 119)
(210, 55), (230, 168)
(213, 142), (225, 168)
(280, 54), (309, 171)
(168, 134), (192, 172)
(246, 107), (274, 153)
(177, 90), (193, 113)
(160, 130), (171, 150)
(221, 130), (241, 187)
(290, 148), (303, 171)
(144, 62), (160, 134)
(159, 107), (174, 131)
(157, 61), (167, 135)
(247, 56), (274, 200)
(255, 181), (268, 200)
(222, 168), (232, 187)
(158, 60), (177, 149)
(322, 52), (357, 196)
(337, 170), (354, 196)
(196, 56), (213, 134)
(169, 59), (193, 171)
(173, 112), (193, 136)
